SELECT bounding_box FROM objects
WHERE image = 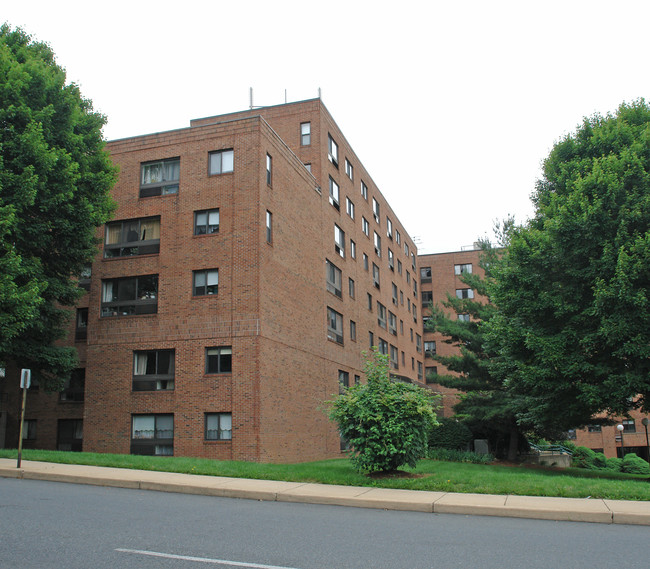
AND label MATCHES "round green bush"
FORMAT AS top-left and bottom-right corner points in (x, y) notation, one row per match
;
(621, 453), (650, 475)
(593, 452), (607, 469)
(572, 446), (597, 469)
(606, 457), (623, 471)
(429, 417), (473, 451)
